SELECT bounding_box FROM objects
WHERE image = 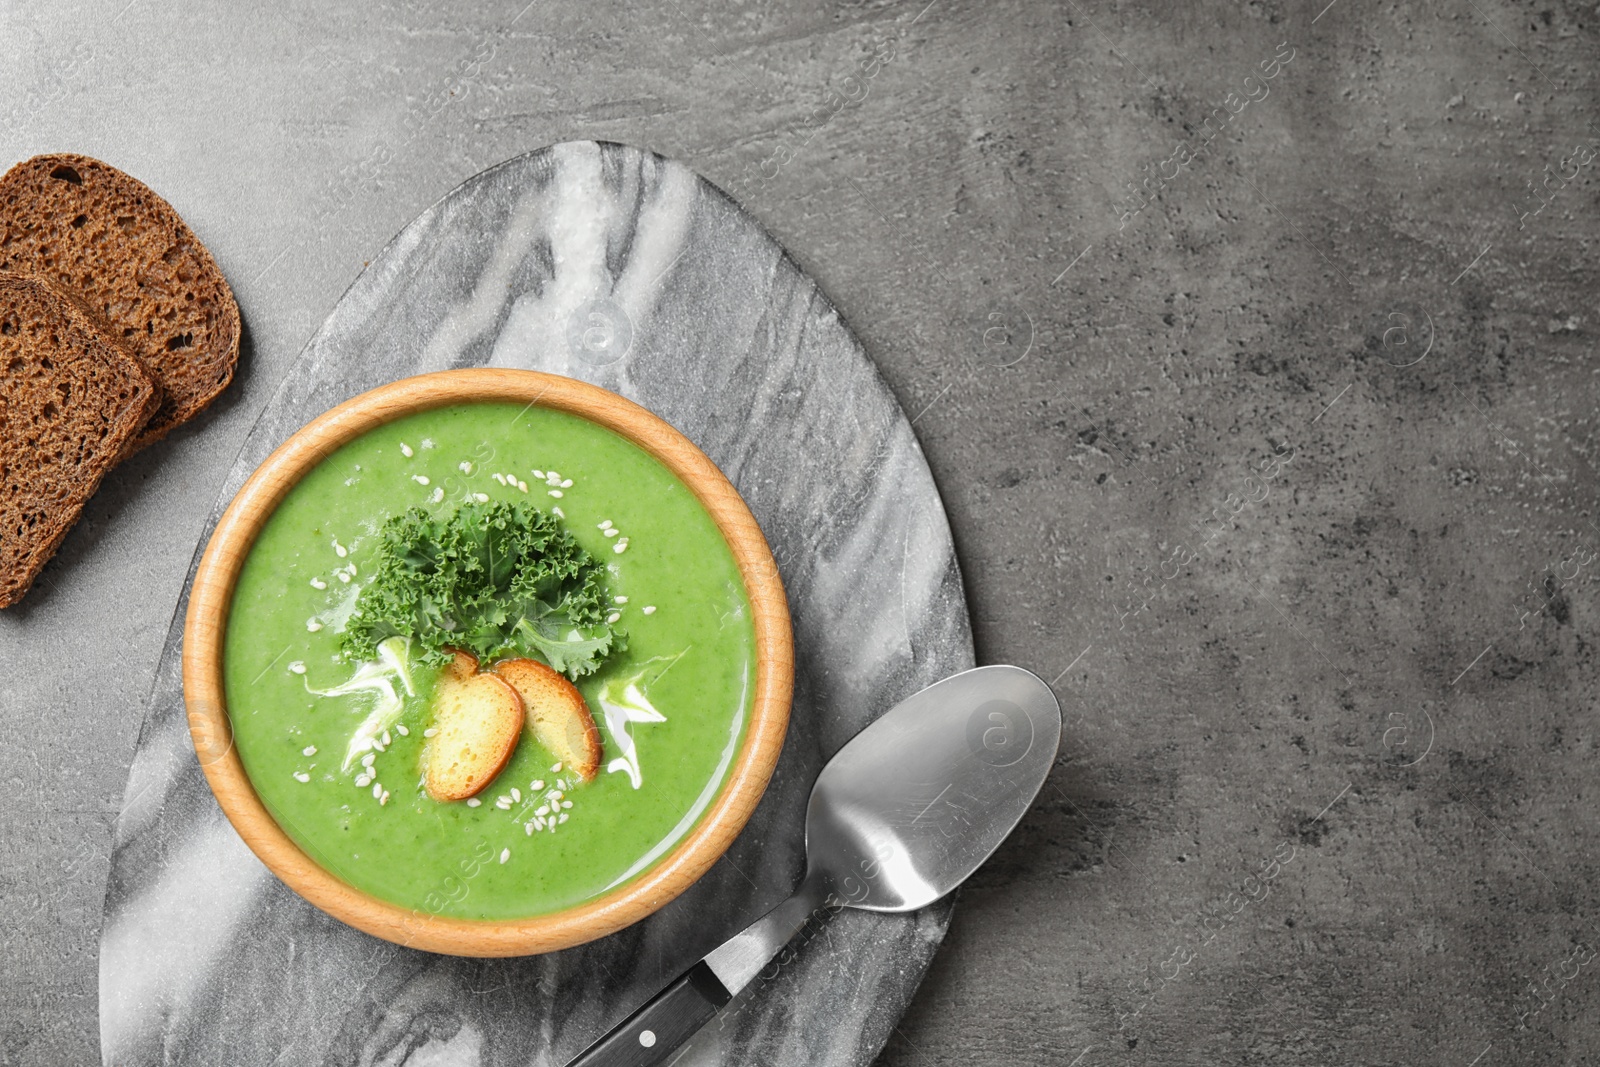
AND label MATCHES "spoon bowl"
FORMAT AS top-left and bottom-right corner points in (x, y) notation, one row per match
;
(806, 665), (1062, 912)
